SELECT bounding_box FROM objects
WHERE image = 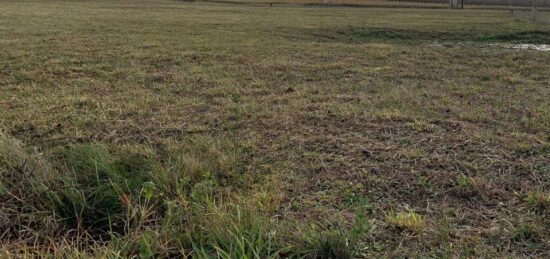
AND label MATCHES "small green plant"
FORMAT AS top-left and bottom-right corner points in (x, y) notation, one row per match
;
(300, 208), (370, 258)
(406, 119), (437, 133)
(189, 203), (281, 259)
(343, 191), (372, 212)
(525, 191), (550, 213)
(456, 174), (472, 188)
(139, 230), (155, 258)
(515, 142), (550, 156)
(511, 224), (538, 243)
(455, 174), (487, 199)
(374, 109), (404, 121)
(349, 209), (371, 240)
(435, 216), (453, 243)
(203, 226), (278, 259)
(304, 231), (353, 259)
(386, 212), (426, 232)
